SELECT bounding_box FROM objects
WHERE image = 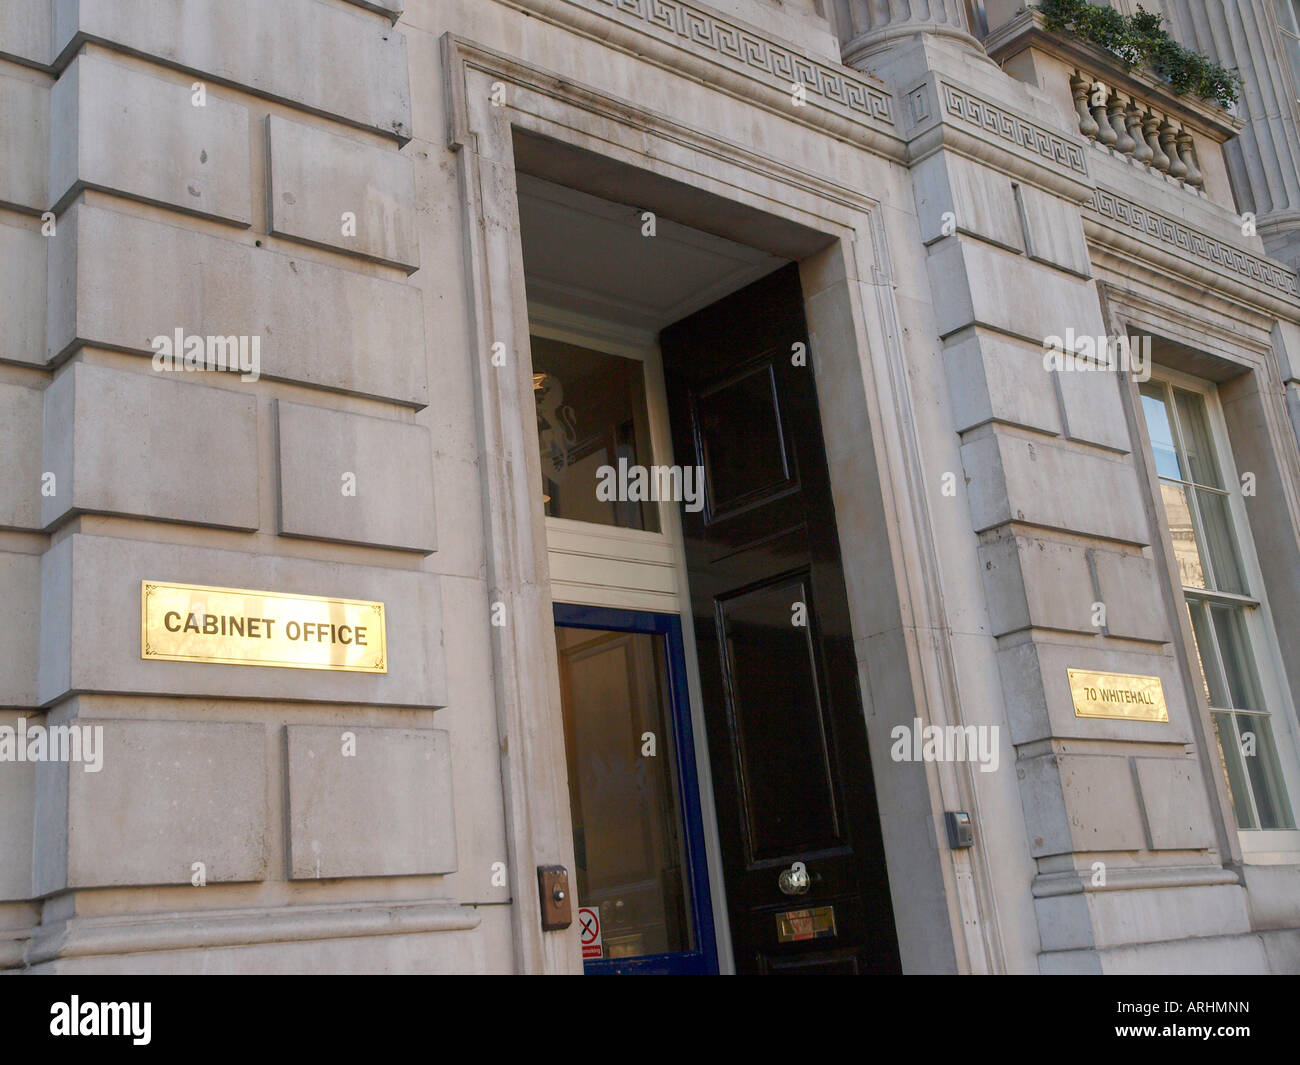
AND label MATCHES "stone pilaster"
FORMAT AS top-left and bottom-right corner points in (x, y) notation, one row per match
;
(830, 0), (983, 67)
(865, 31), (1262, 972)
(1167, 0), (1300, 267)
